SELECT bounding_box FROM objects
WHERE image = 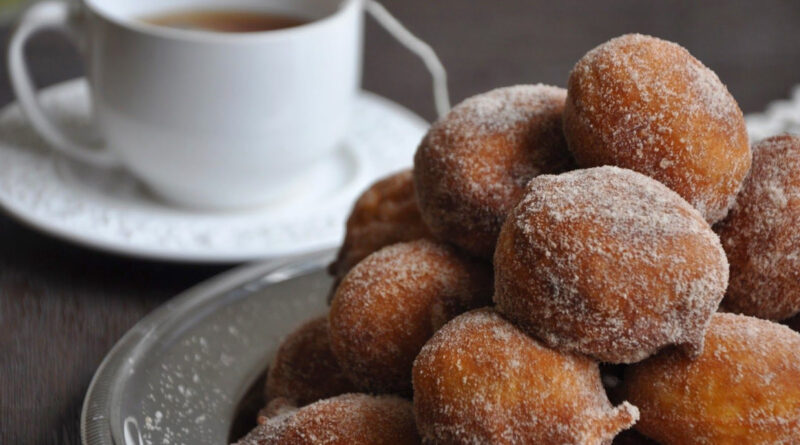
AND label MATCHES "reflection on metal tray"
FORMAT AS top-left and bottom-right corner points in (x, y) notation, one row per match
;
(81, 250), (335, 445)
